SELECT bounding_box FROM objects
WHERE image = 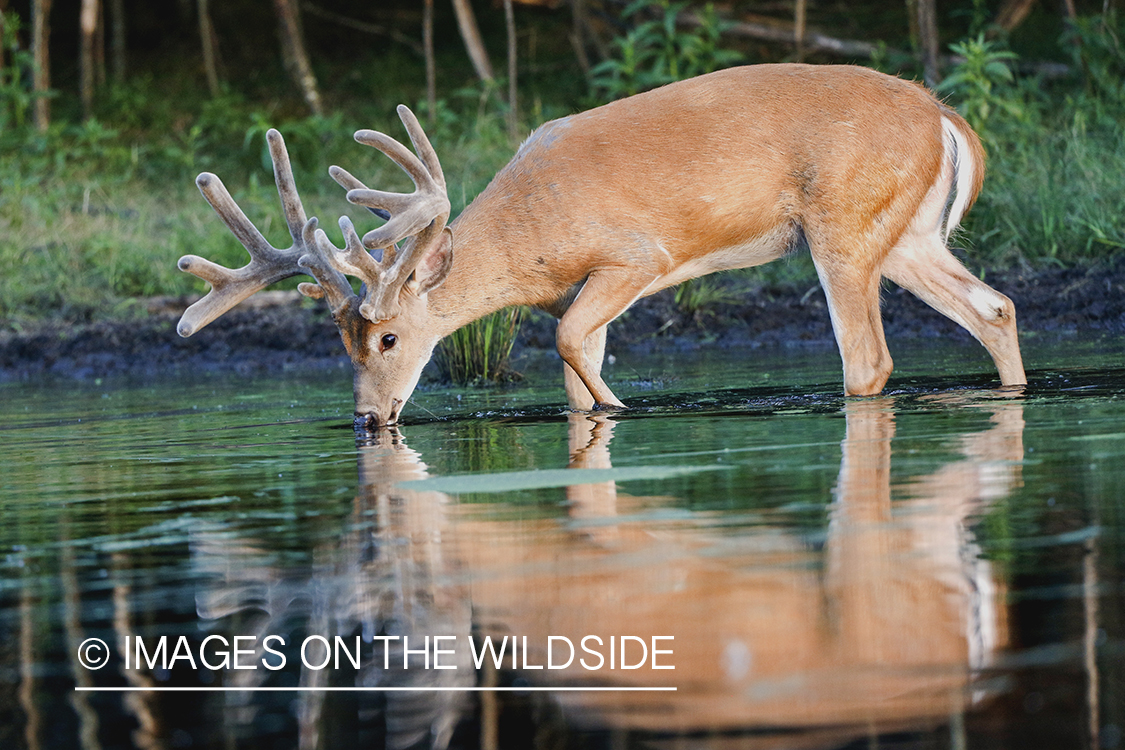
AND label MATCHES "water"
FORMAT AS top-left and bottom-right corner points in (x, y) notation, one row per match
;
(1, 337), (1123, 749)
